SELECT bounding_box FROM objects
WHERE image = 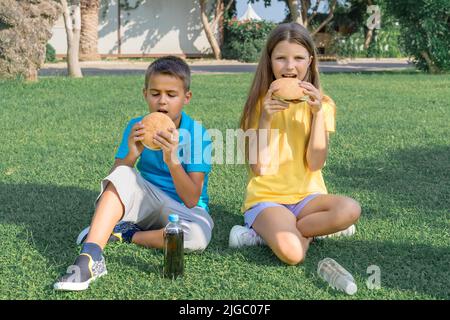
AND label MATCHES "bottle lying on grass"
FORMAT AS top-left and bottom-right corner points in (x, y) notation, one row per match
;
(317, 258), (357, 295)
